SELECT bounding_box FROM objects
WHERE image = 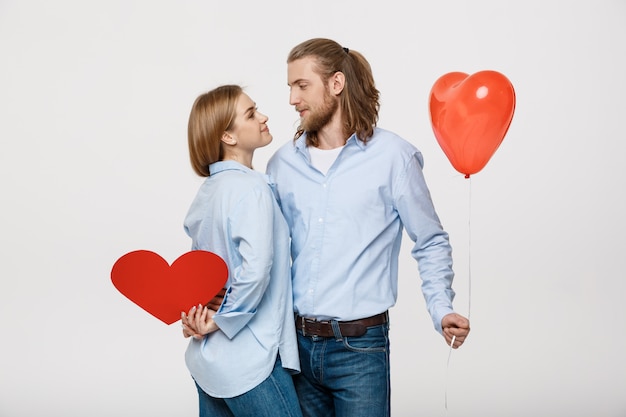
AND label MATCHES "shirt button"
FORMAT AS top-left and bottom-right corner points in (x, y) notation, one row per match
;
(318, 218), (324, 223)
